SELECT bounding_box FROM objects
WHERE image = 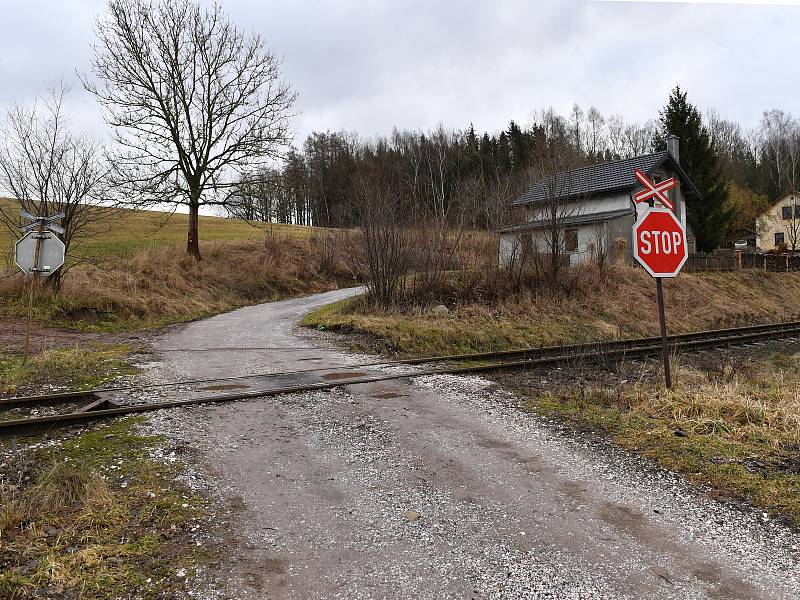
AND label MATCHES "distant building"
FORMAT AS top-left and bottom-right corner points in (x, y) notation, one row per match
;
(499, 136), (700, 266)
(756, 191), (800, 252)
